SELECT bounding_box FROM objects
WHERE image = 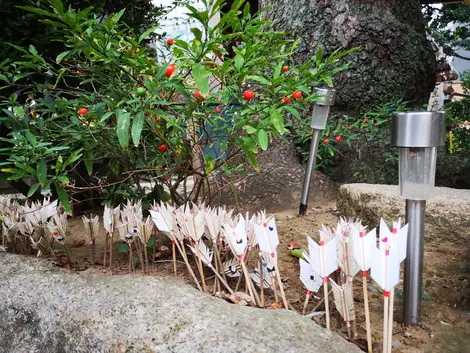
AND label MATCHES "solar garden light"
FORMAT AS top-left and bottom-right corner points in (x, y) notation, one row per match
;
(391, 111), (446, 325)
(299, 87), (335, 217)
